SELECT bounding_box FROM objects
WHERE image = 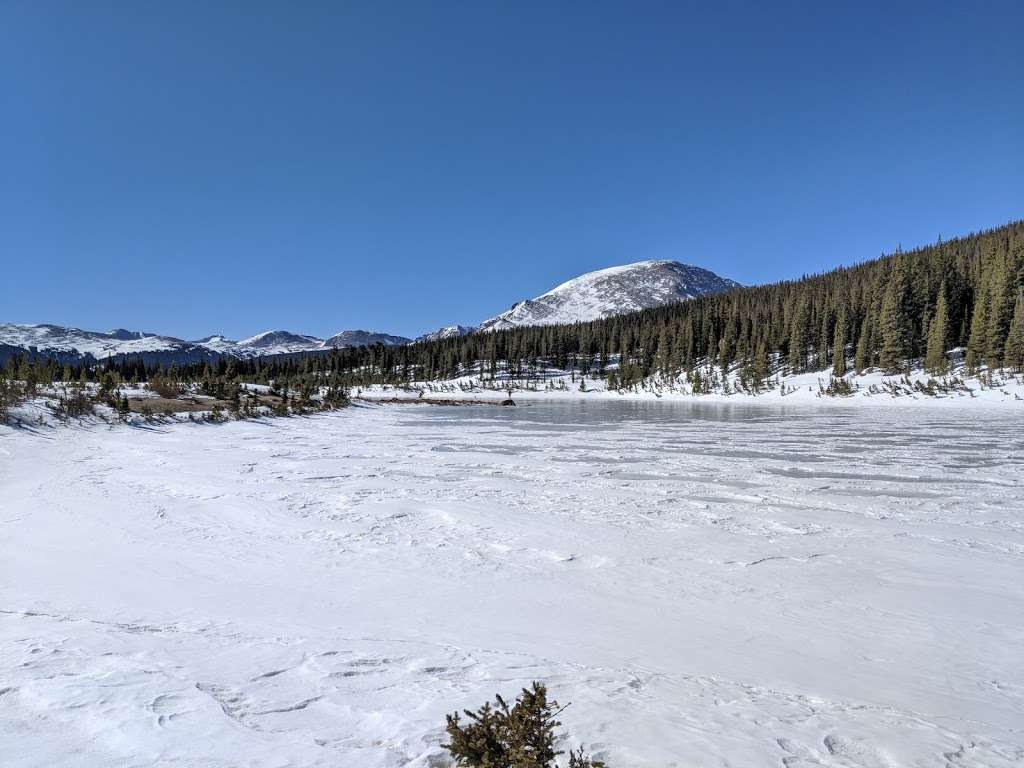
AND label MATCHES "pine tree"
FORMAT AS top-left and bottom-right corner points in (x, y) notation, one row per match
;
(1003, 292), (1024, 372)
(966, 272), (989, 372)
(985, 249), (1011, 370)
(752, 342), (769, 388)
(444, 682), (568, 768)
(788, 297), (808, 372)
(817, 312), (831, 370)
(877, 258), (912, 372)
(832, 308), (846, 377)
(924, 283), (950, 374)
(655, 324), (672, 379)
(854, 316), (871, 374)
